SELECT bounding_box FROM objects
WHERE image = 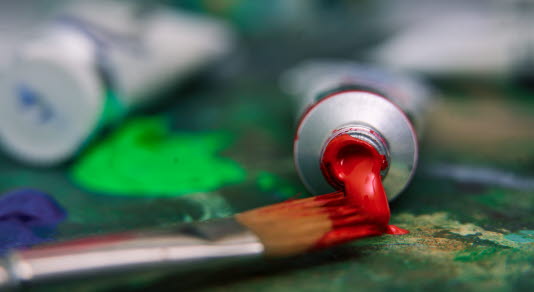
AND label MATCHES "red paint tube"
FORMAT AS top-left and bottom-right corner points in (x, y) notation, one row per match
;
(283, 60), (433, 201)
(281, 61), (433, 241)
